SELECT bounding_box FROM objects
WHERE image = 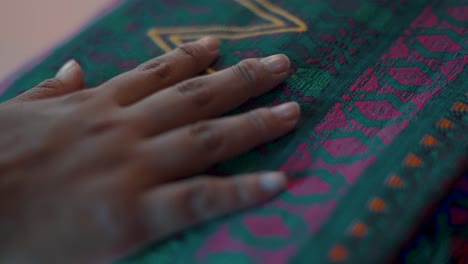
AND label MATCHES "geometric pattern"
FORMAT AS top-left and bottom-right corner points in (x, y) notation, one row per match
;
(148, 0), (307, 73)
(295, 4), (468, 263)
(148, 0), (307, 52)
